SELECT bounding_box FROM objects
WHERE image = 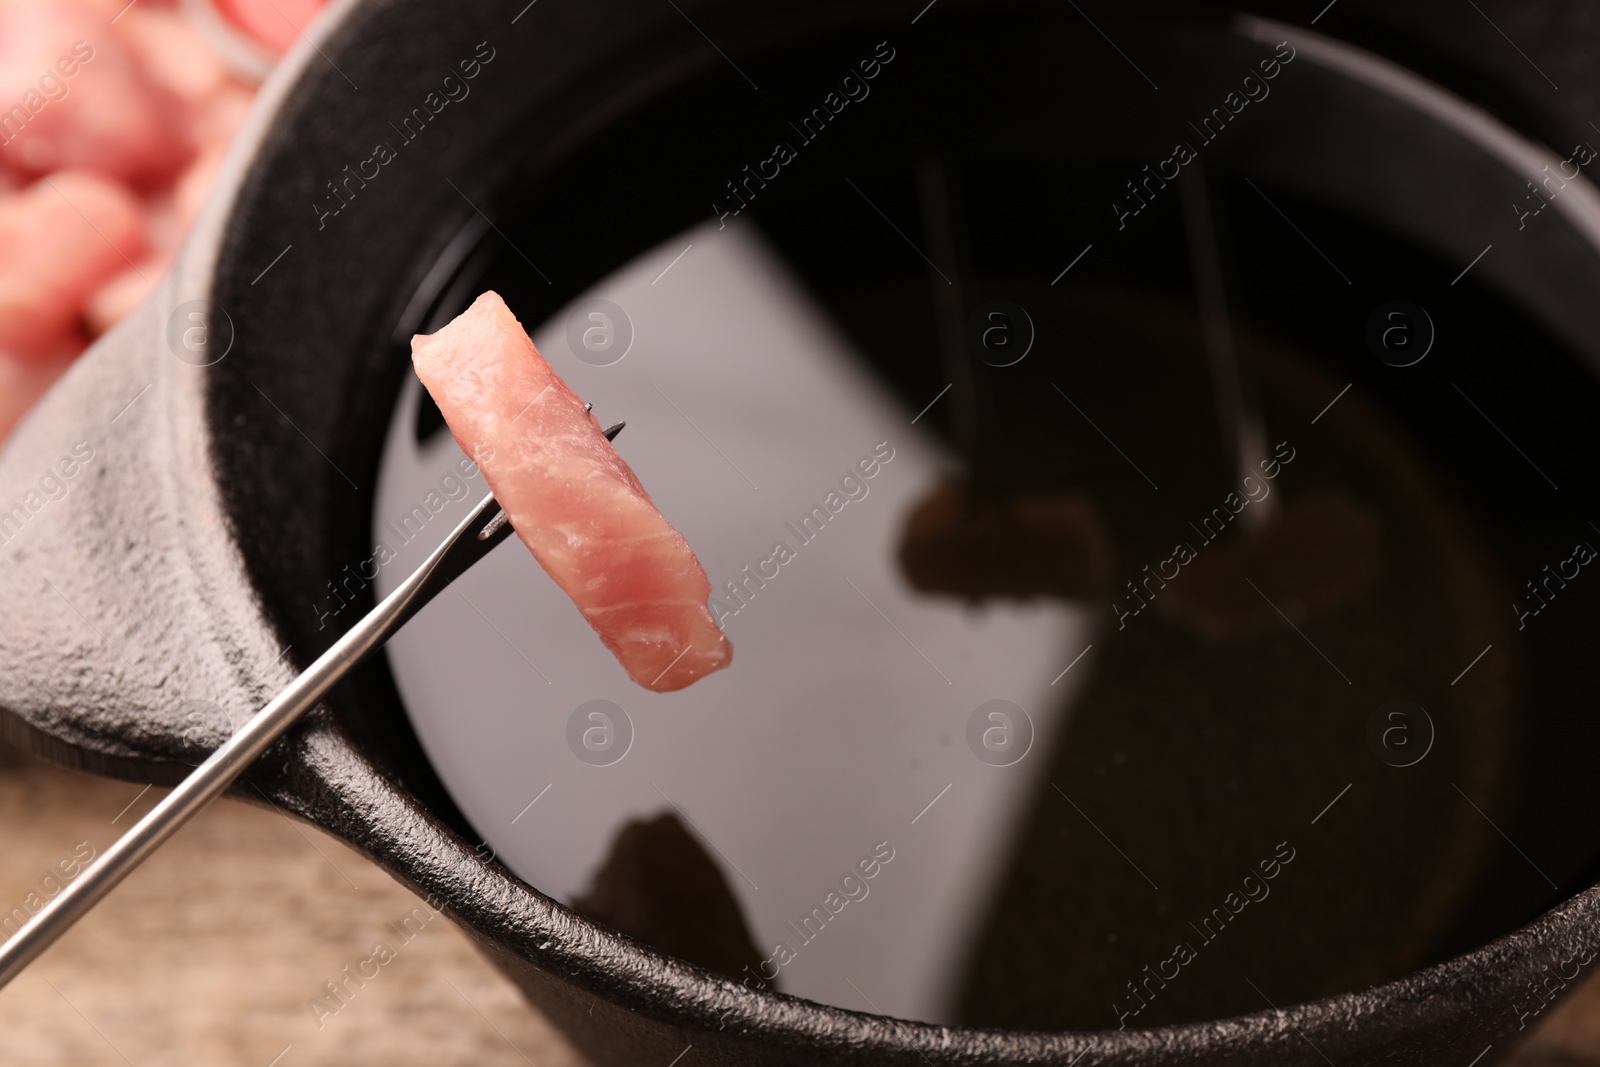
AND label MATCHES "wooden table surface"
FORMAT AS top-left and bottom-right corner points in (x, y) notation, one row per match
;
(0, 745), (590, 1067)
(0, 743), (1593, 1067)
